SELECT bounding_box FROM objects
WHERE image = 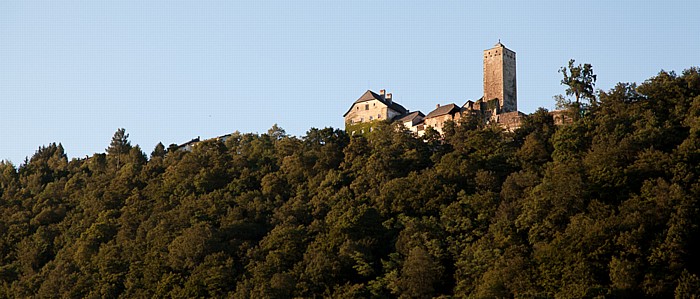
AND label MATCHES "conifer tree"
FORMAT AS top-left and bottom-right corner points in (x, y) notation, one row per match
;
(107, 128), (132, 169)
